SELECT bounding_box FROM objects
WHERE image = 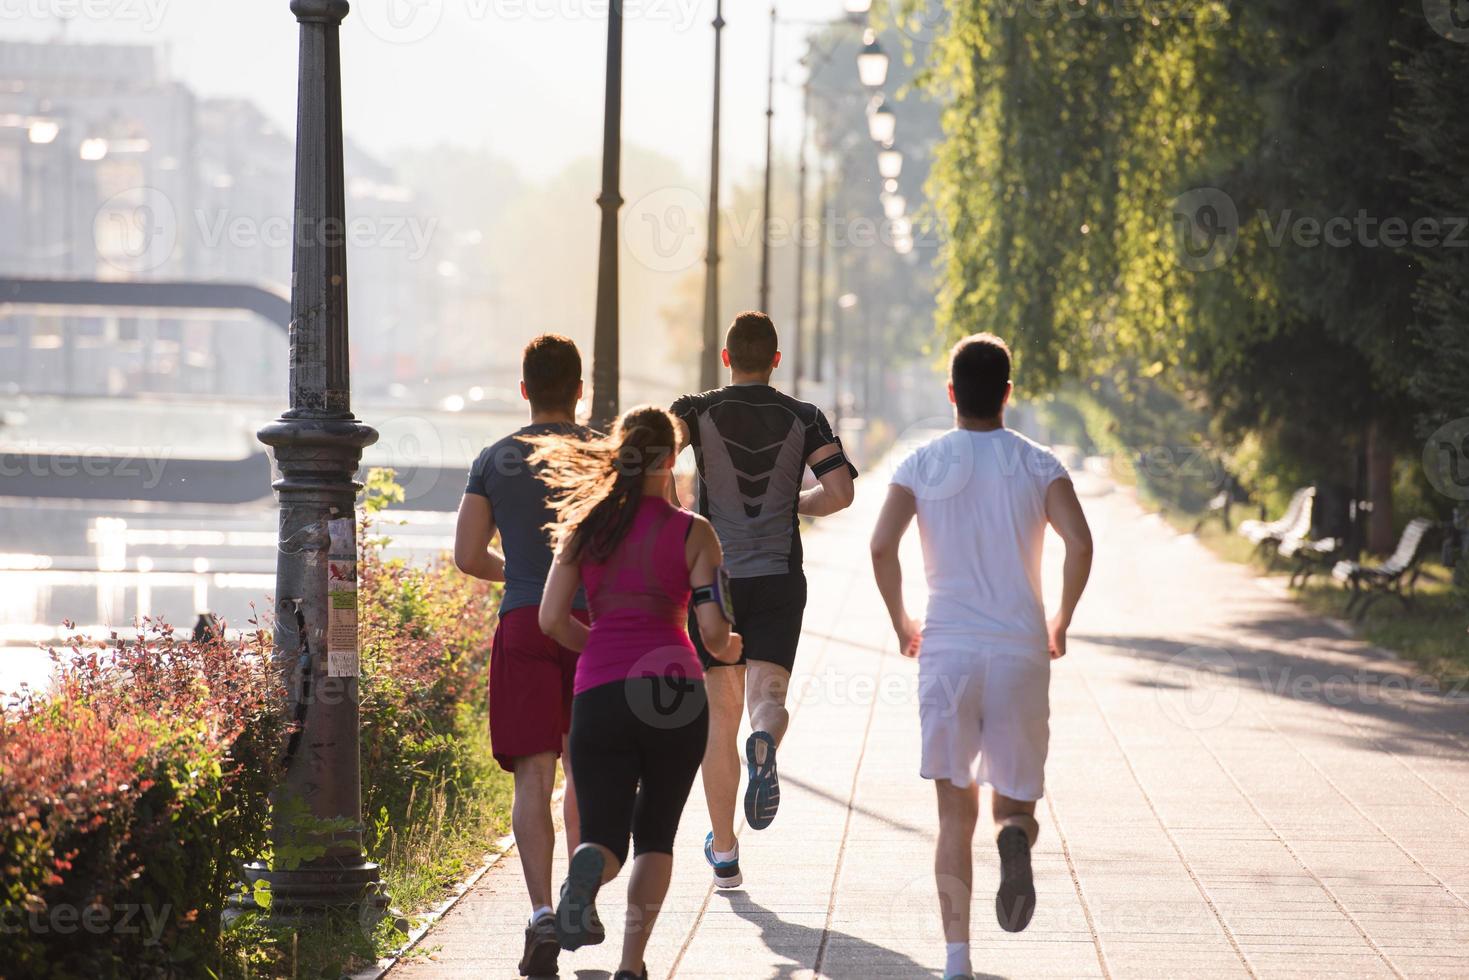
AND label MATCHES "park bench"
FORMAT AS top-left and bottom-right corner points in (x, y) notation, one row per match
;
(1238, 486), (1313, 565)
(1331, 517), (1437, 621)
